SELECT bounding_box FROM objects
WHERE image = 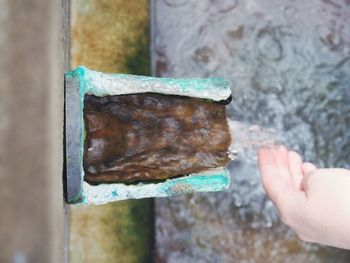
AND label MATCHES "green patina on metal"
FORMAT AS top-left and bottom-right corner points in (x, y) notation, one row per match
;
(163, 171), (230, 196)
(67, 66), (231, 100)
(165, 172), (230, 191)
(82, 170), (230, 205)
